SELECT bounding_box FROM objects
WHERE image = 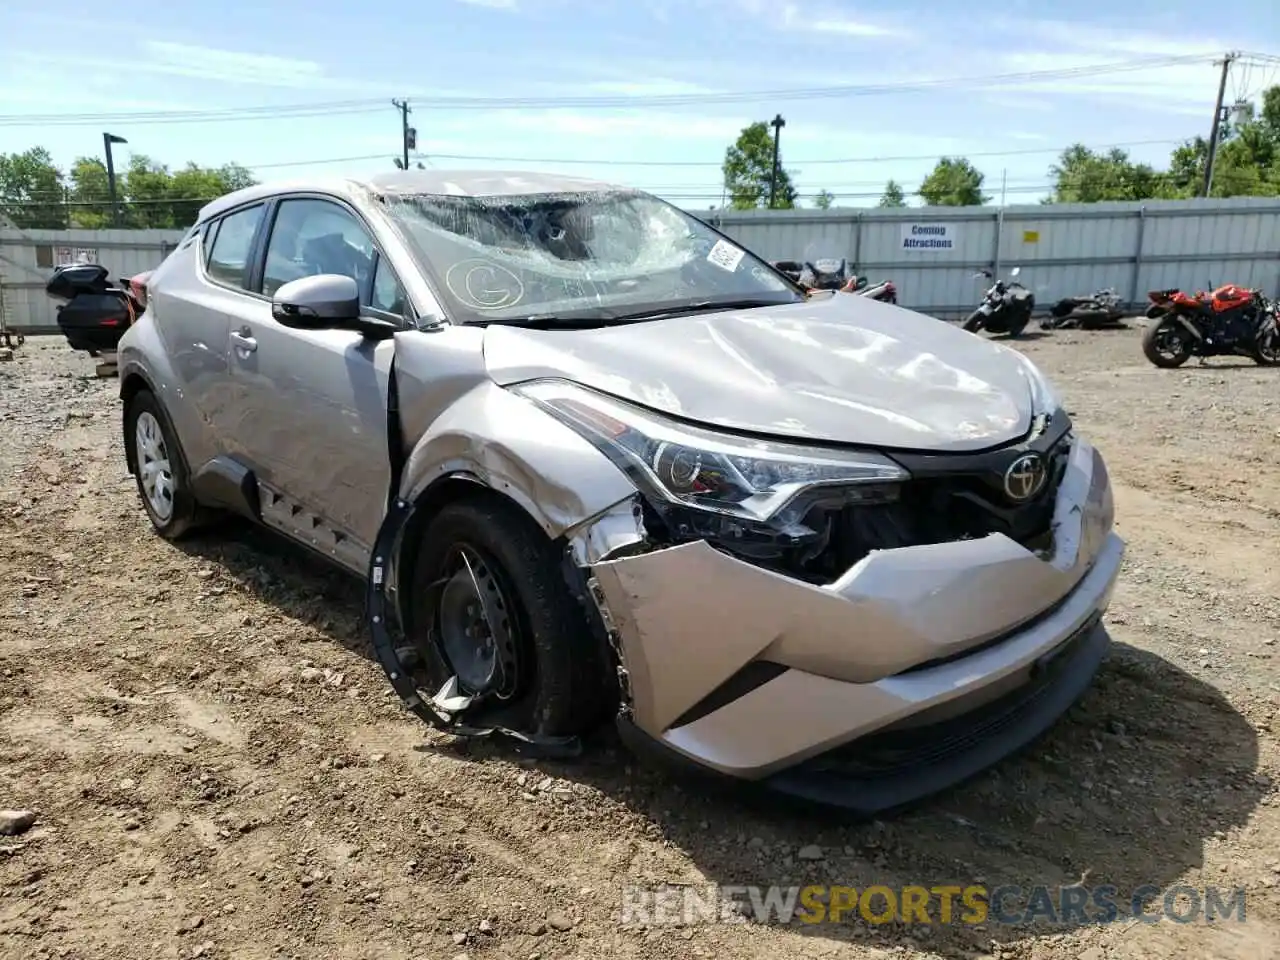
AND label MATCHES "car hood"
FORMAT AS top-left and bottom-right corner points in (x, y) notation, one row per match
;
(482, 294), (1037, 451)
